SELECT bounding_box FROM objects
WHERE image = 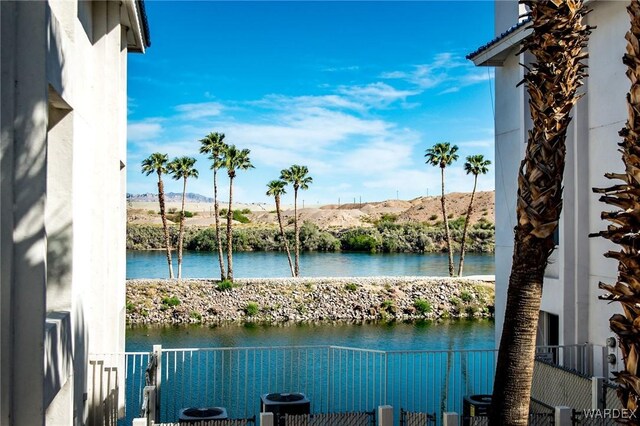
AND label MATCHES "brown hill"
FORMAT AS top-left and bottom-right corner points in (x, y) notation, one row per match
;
(129, 191), (495, 230)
